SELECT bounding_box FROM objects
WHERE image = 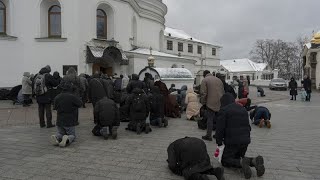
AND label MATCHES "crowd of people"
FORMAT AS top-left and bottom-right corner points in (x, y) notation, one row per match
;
(18, 65), (275, 179)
